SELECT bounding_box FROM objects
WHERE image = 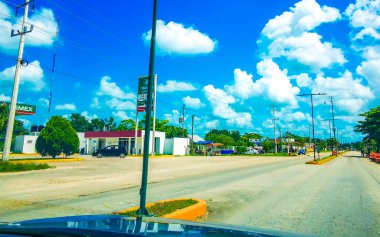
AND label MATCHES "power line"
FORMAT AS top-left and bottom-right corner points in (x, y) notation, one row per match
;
(43, 0), (130, 45)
